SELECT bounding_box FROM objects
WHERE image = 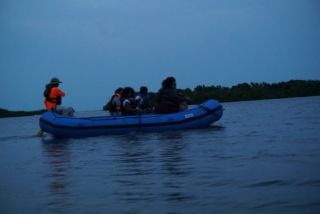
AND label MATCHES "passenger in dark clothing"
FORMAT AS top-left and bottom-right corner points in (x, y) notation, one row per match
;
(135, 86), (152, 113)
(121, 87), (141, 116)
(155, 77), (190, 114)
(103, 87), (123, 116)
